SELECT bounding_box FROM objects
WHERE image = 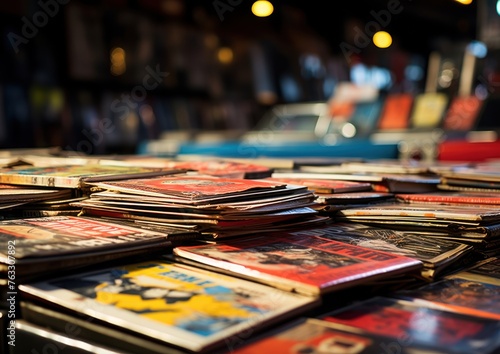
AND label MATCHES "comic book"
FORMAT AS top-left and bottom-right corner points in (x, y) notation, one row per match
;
(439, 167), (500, 183)
(314, 191), (394, 205)
(18, 260), (320, 353)
(86, 175), (290, 204)
(272, 170), (440, 193)
(264, 177), (372, 194)
(377, 93), (414, 130)
(393, 272), (500, 320)
(18, 302), (187, 354)
(319, 296), (500, 354)
(129, 158), (274, 179)
(409, 92), (449, 129)
(441, 95), (483, 131)
(287, 223), (473, 280)
(74, 186), (317, 215)
(228, 317), (449, 354)
(173, 232), (423, 296)
(0, 215), (199, 280)
(12, 319), (128, 354)
(230, 317), (454, 354)
(396, 191), (500, 206)
(0, 164), (184, 189)
(336, 202), (500, 224)
(0, 183), (73, 203)
(462, 257), (500, 280)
